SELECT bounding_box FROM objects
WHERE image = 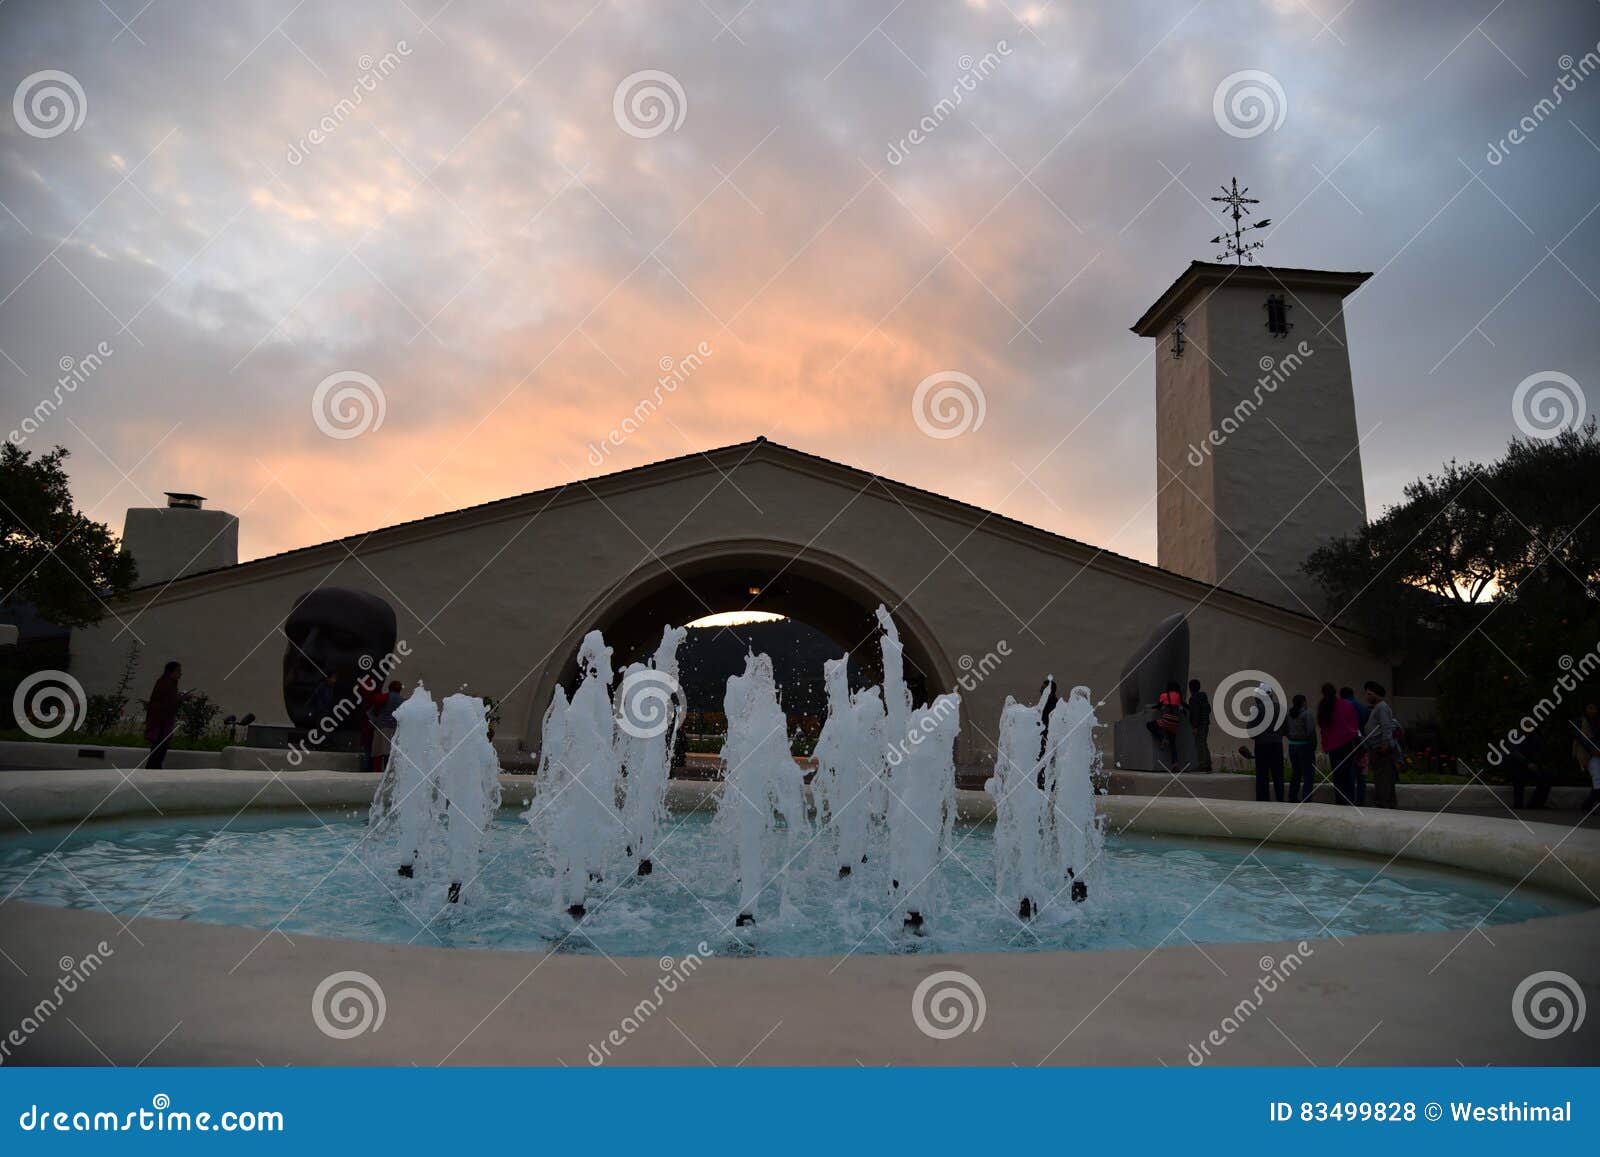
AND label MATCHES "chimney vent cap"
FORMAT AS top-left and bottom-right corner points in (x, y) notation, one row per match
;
(165, 492), (206, 509)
